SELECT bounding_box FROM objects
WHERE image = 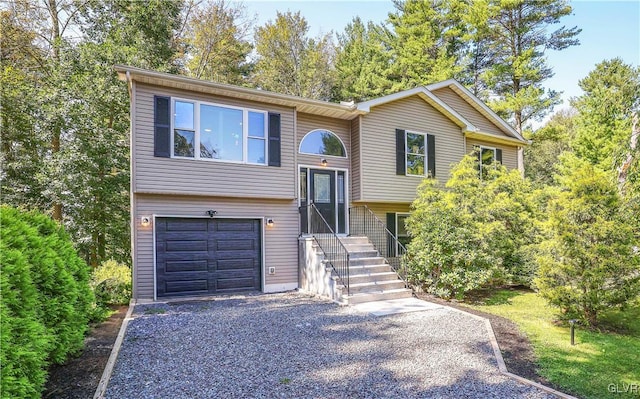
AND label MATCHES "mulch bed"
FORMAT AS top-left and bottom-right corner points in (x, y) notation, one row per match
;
(42, 293), (558, 397)
(43, 305), (128, 399)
